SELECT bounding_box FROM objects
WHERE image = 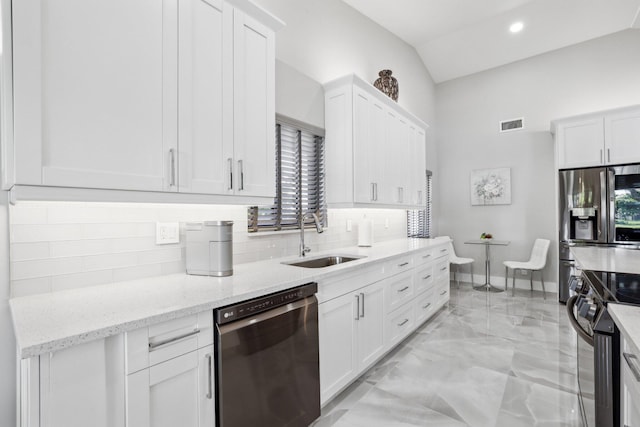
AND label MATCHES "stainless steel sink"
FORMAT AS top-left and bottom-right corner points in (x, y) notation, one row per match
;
(284, 255), (365, 268)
